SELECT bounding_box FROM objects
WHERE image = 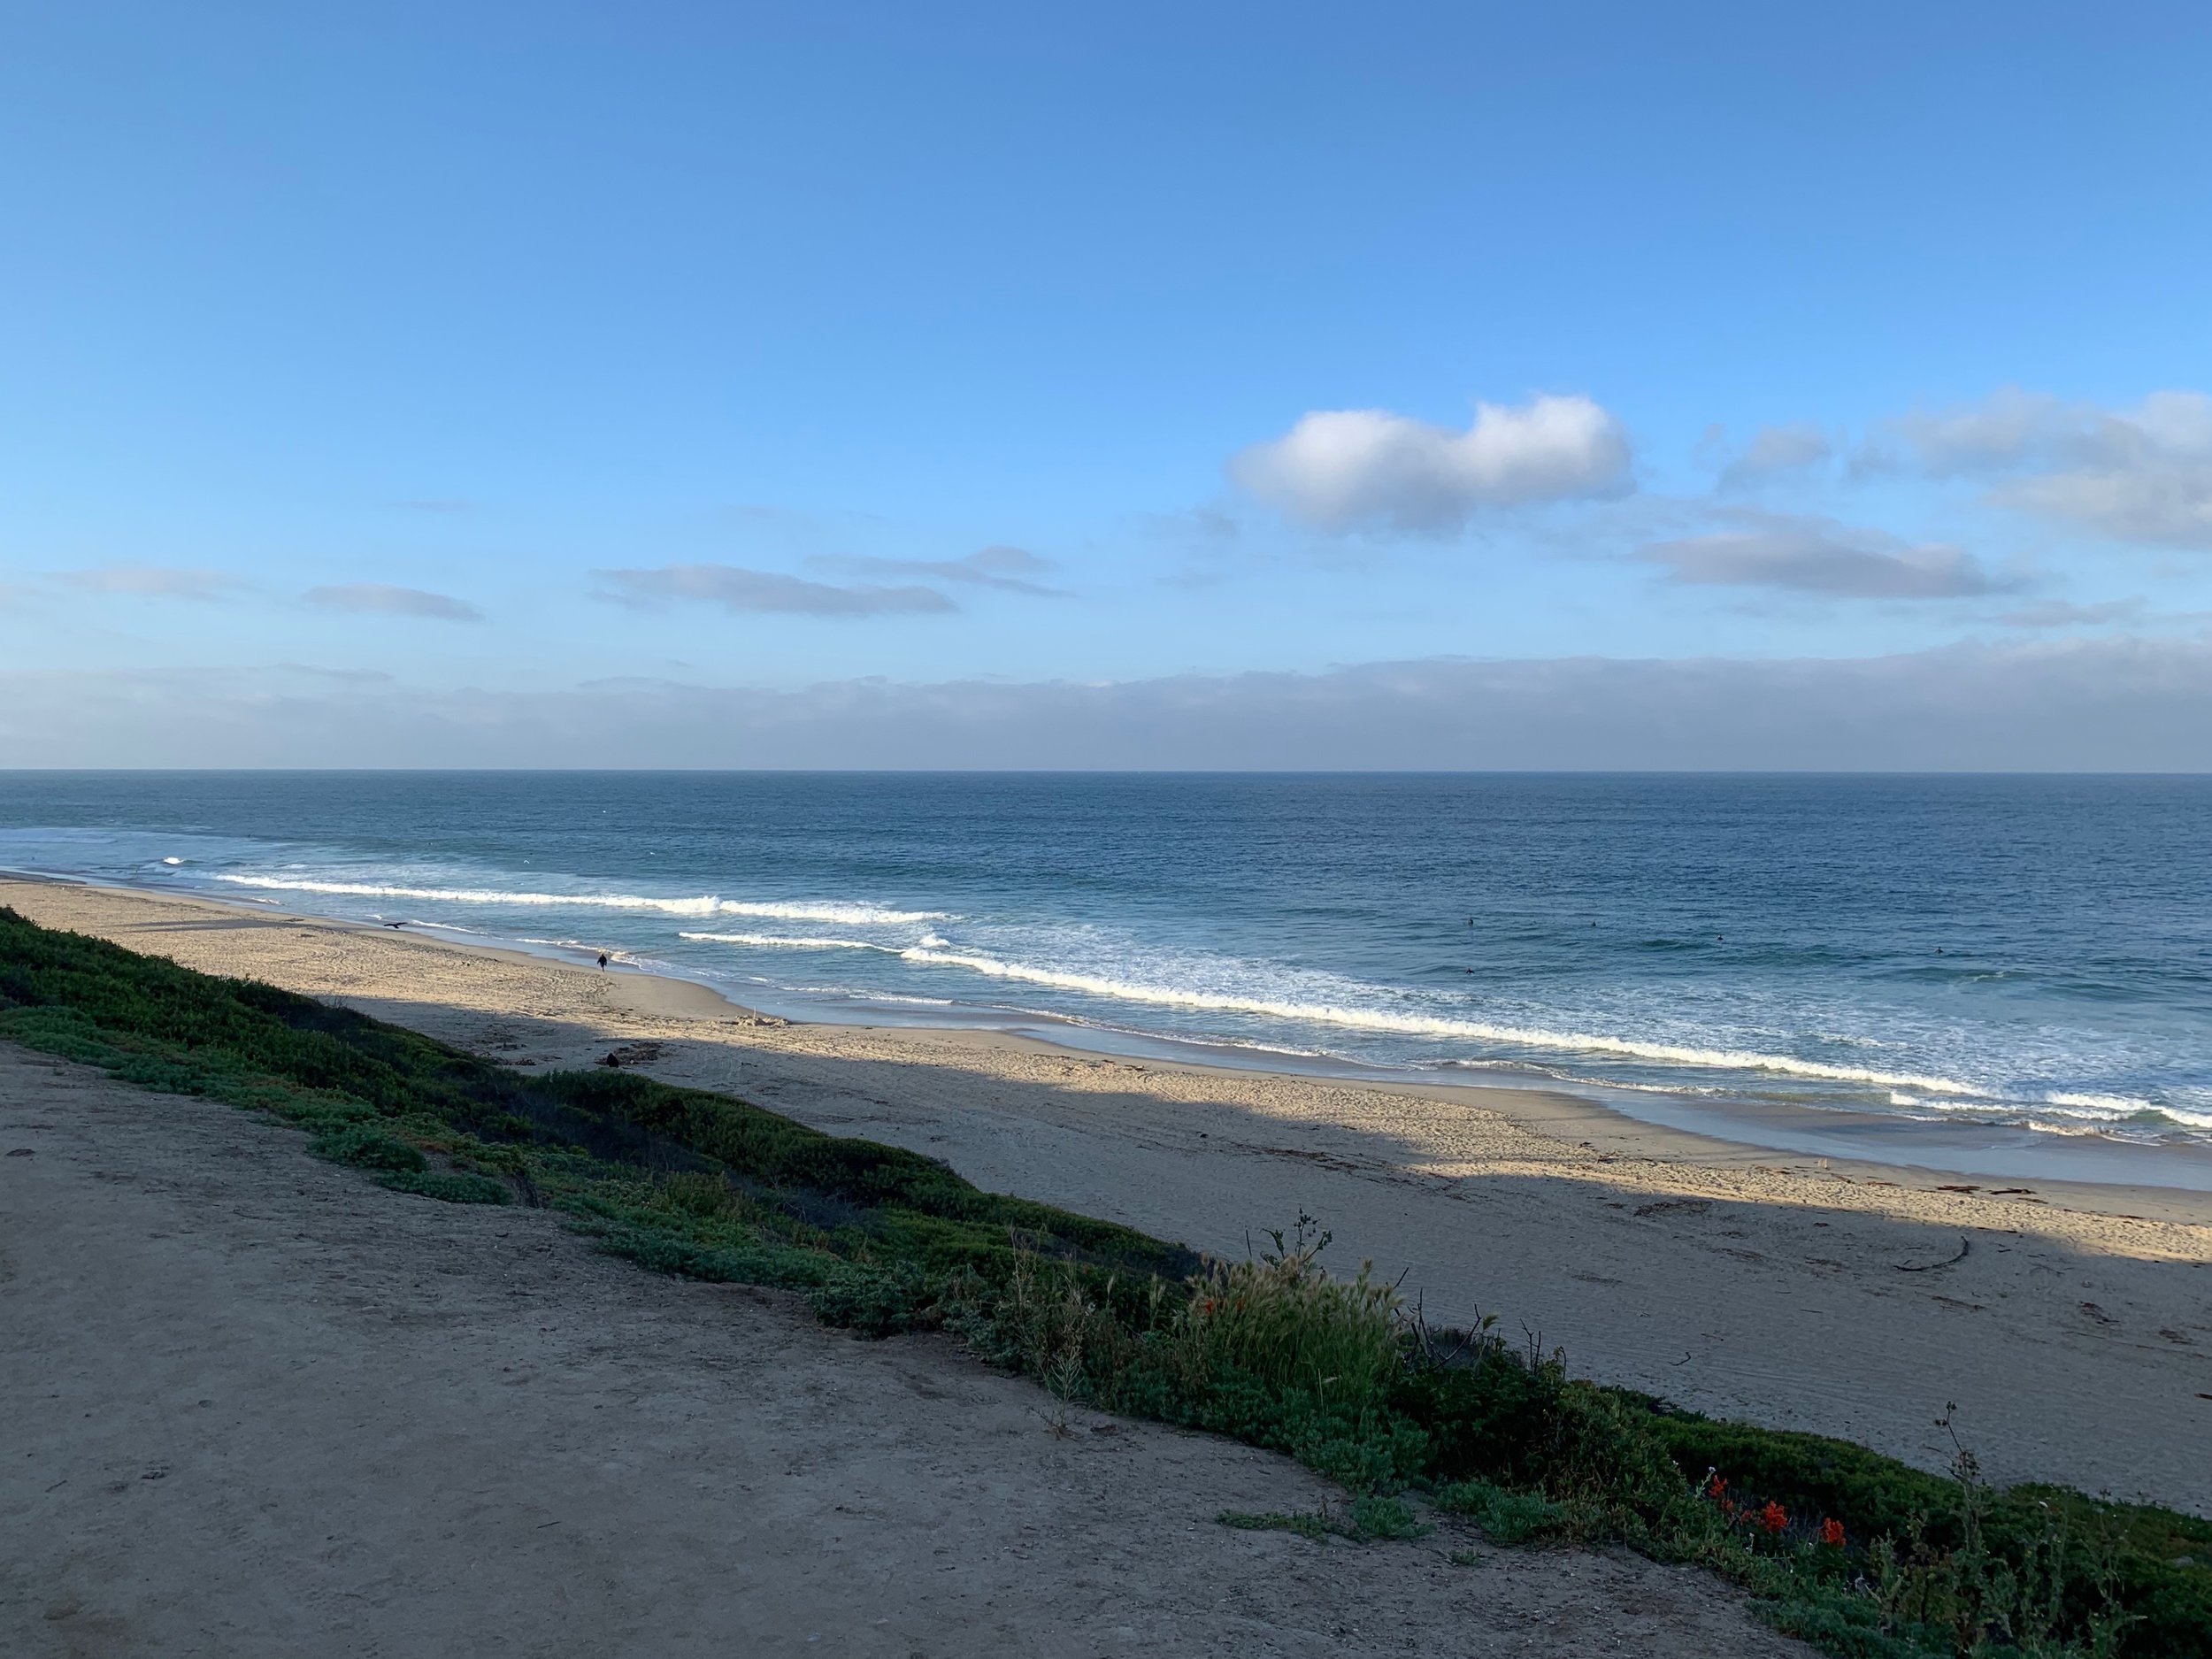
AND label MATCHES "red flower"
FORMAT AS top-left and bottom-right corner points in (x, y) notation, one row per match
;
(1757, 1502), (1788, 1534)
(1706, 1474), (1727, 1500)
(1819, 1517), (1847, 1548)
